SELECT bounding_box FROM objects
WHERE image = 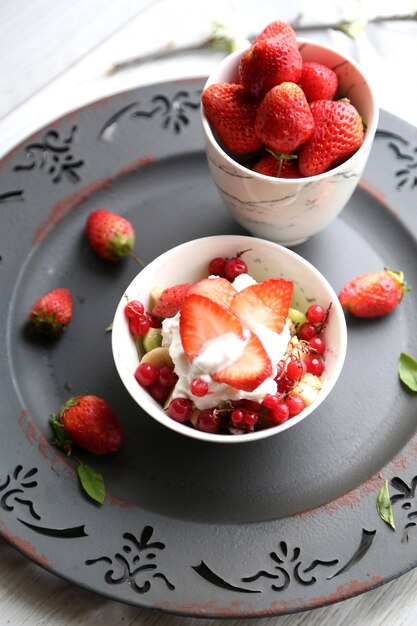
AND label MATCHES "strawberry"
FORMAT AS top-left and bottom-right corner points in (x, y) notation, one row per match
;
(52, 395), (123, 455)
(180, 294), (244, 362)
(239, 38), (302, 101)
(338, 269), (408, 318)
(188, 277), (236, 307)
(253, 154), (301, 178)
(86, 209), (135, 261)
(230, 278), (294, 334)
(29, 287), (73, 337)
(152, 283), (191, 318)
(212, 331), (272, 392)
(255, 83), (314, 154)
(298, 99), (365, 177)
(202, 83), (262, 154)
(299, 61), (338, 102)
(255, 20), (297, 44)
